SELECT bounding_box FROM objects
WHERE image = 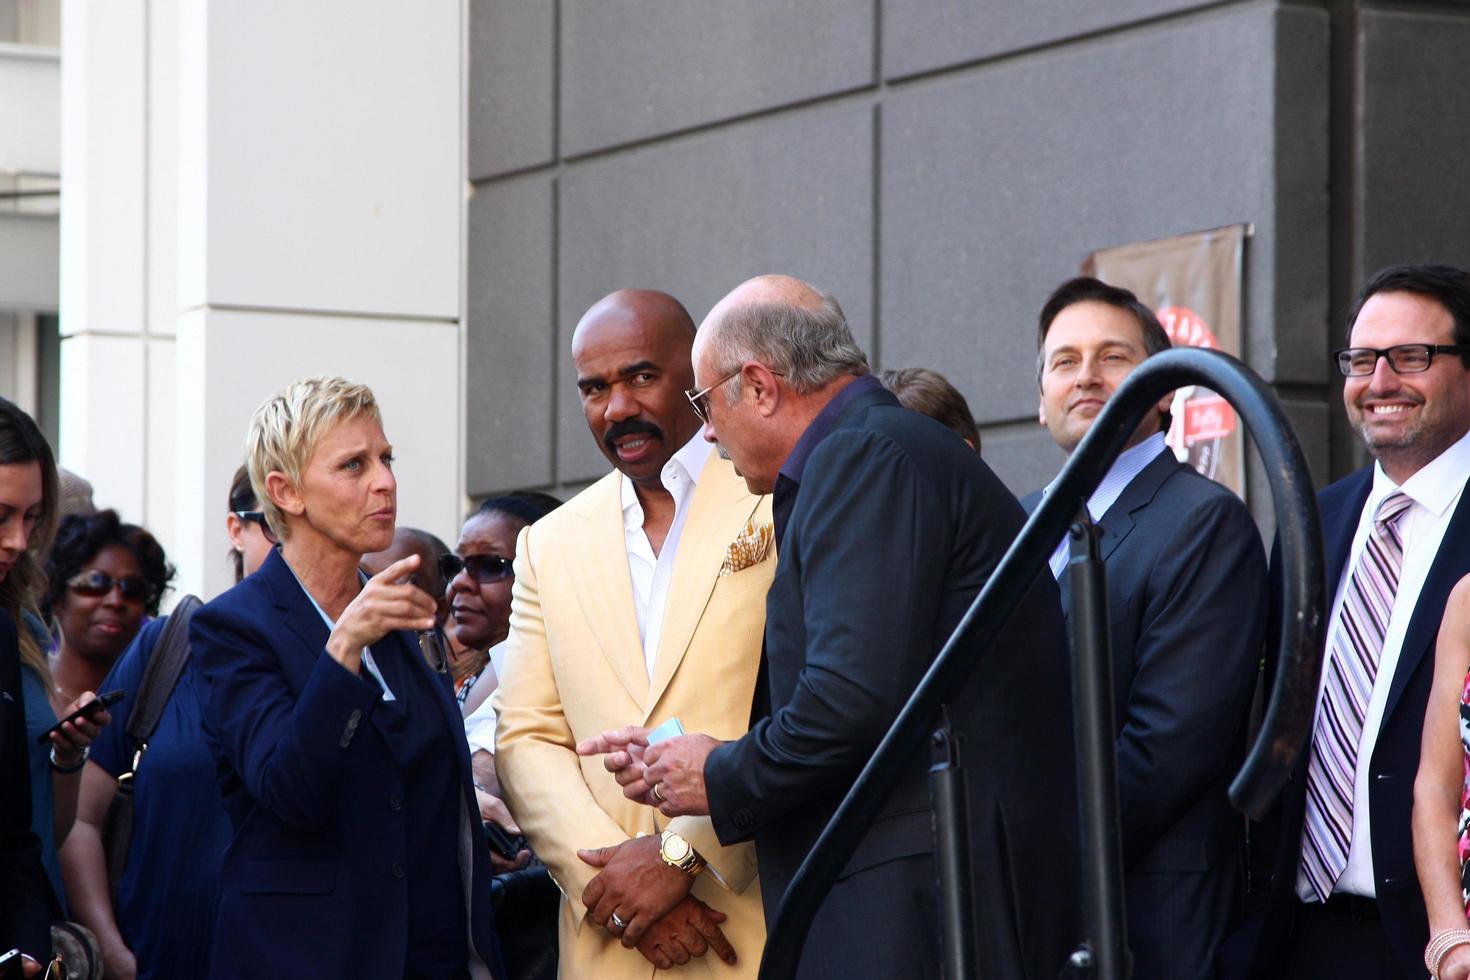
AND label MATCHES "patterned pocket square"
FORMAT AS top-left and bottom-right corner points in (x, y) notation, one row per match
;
(719, 518), (774, 577)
